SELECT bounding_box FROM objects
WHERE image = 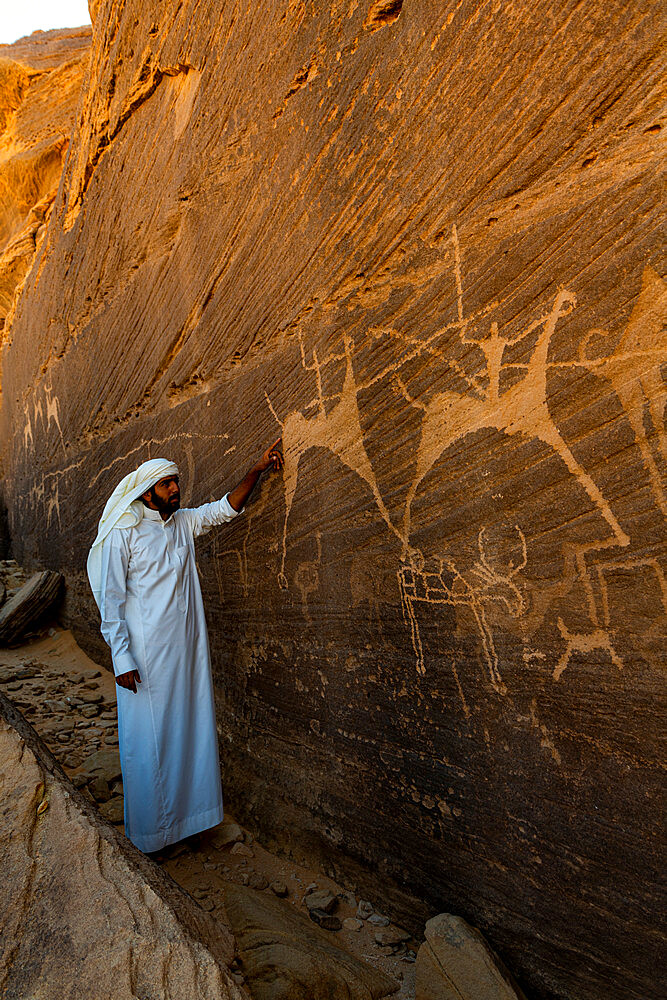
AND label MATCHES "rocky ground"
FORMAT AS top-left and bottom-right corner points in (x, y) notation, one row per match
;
(0, 562), (417, 997)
